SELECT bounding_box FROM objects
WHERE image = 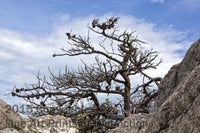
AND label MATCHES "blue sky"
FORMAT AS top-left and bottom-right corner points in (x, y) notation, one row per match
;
(1, 0), (200, 37)
(0, 0), (200, 106)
